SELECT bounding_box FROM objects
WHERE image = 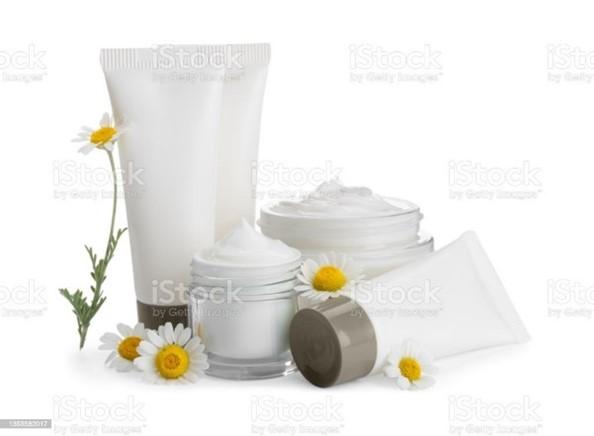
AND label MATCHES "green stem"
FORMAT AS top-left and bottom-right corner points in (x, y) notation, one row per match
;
(90, 150), (118, 308)
(104, 150), (118, 260)
(79, 324), (89, 350)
